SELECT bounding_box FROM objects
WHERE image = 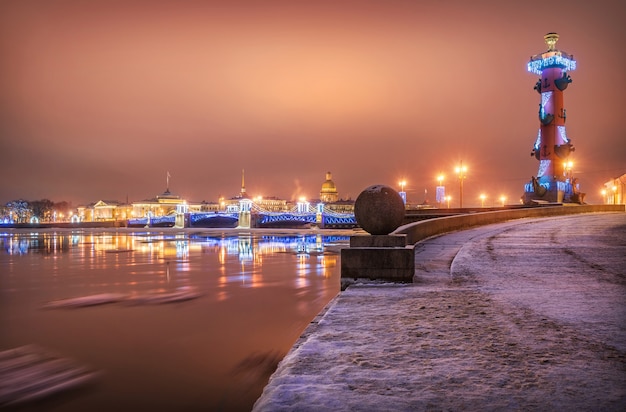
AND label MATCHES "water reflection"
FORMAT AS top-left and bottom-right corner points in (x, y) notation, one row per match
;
(1, 231), (346, 270)
(0, 229), (350, 411)
(0, 230), (350, 308)
(1, 232), (79, 255)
